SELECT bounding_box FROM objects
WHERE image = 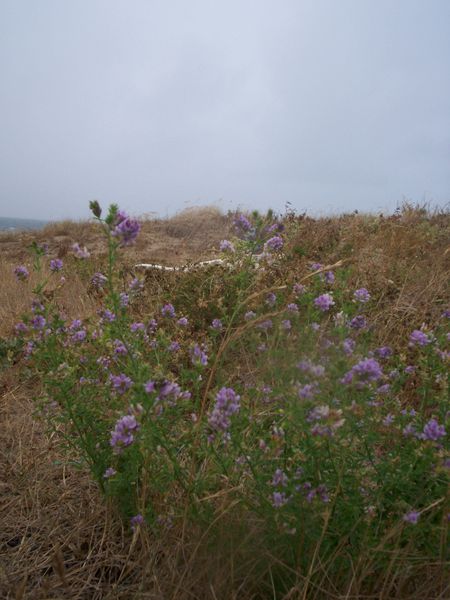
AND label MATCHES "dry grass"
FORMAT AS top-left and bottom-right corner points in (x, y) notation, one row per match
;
(1, 205), (449, 598)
